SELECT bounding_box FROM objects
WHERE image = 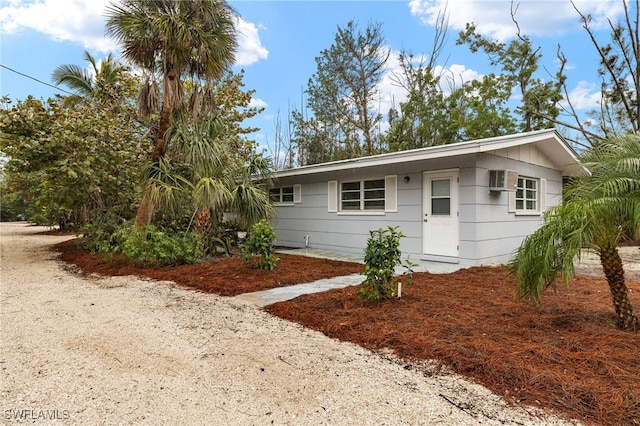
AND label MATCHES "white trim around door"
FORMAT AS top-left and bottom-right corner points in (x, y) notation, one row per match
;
(422, 169), (459, 263)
